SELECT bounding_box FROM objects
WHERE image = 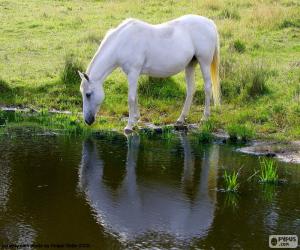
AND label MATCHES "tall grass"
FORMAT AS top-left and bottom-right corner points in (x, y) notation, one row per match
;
(259, 158), (279, 183)
(223, 170), (239, 192)
(192, 120), (215, 143)
(60, 54), (84, 85)
(0, 79), (11, 93)
(226, 123), (255, 142)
